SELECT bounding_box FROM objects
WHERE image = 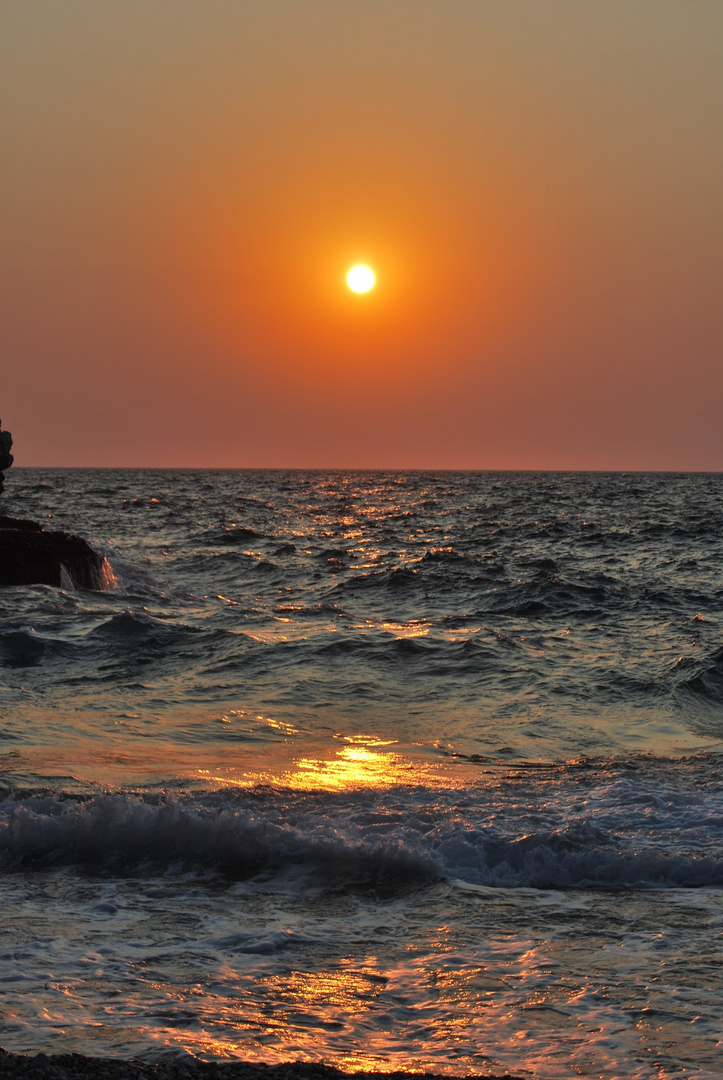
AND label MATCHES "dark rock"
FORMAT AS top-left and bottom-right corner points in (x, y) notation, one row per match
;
(0, 515), (42, 532)
(0, 421), (13, 493)
(0, 515), (105, 589)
